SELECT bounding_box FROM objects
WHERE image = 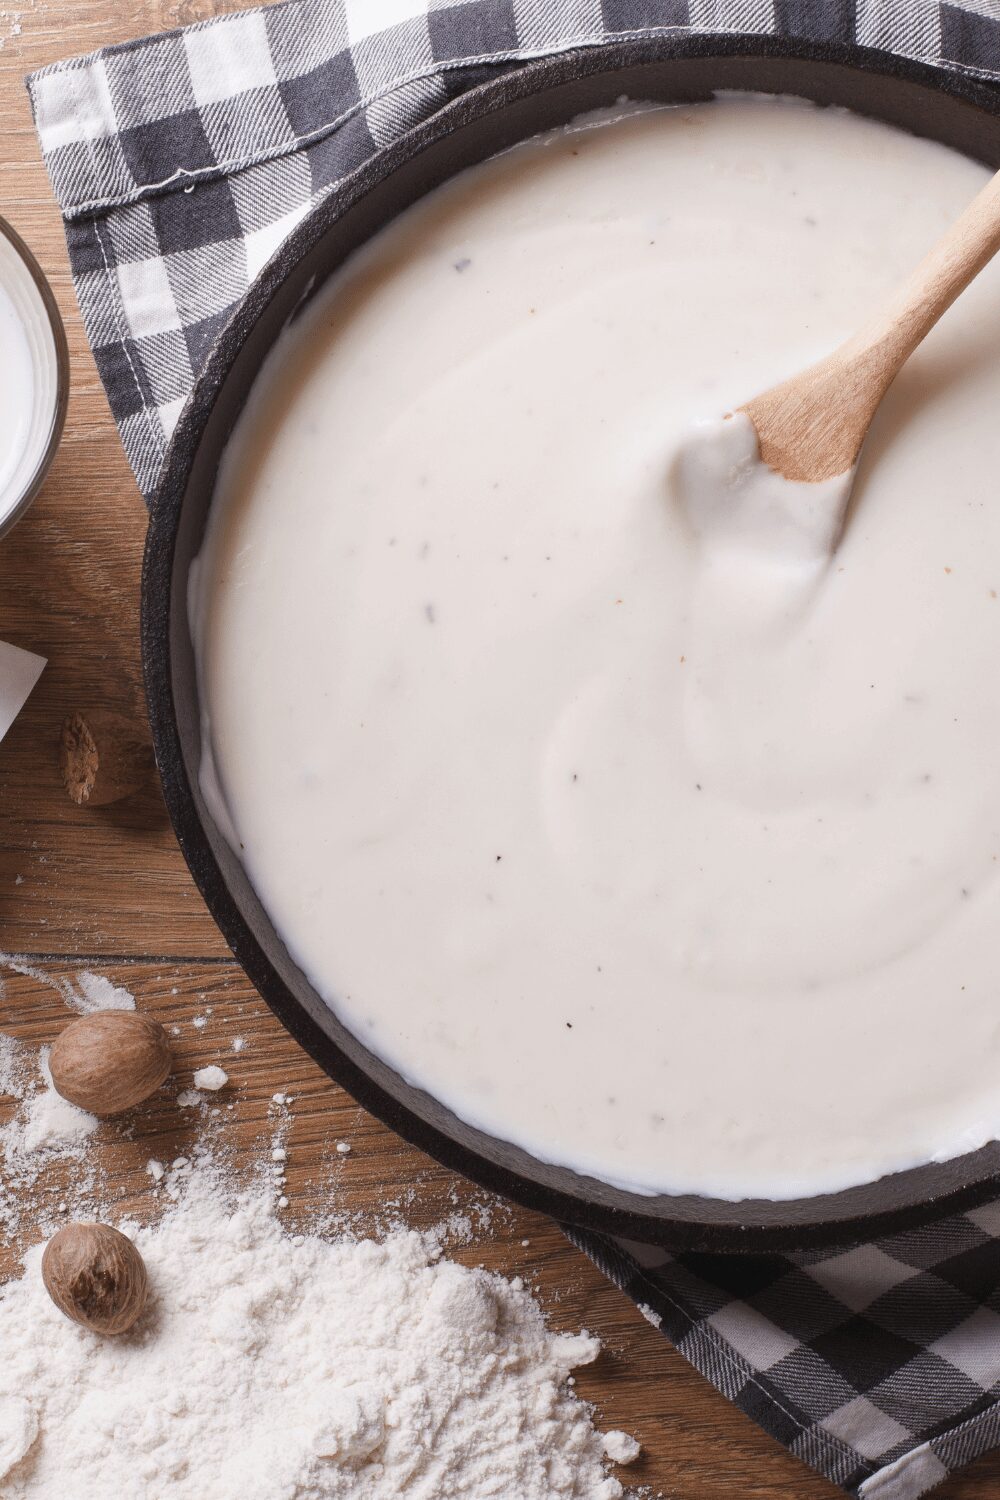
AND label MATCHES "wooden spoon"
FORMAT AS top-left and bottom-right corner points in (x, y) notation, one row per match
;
(740, 167), (1000, 484)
